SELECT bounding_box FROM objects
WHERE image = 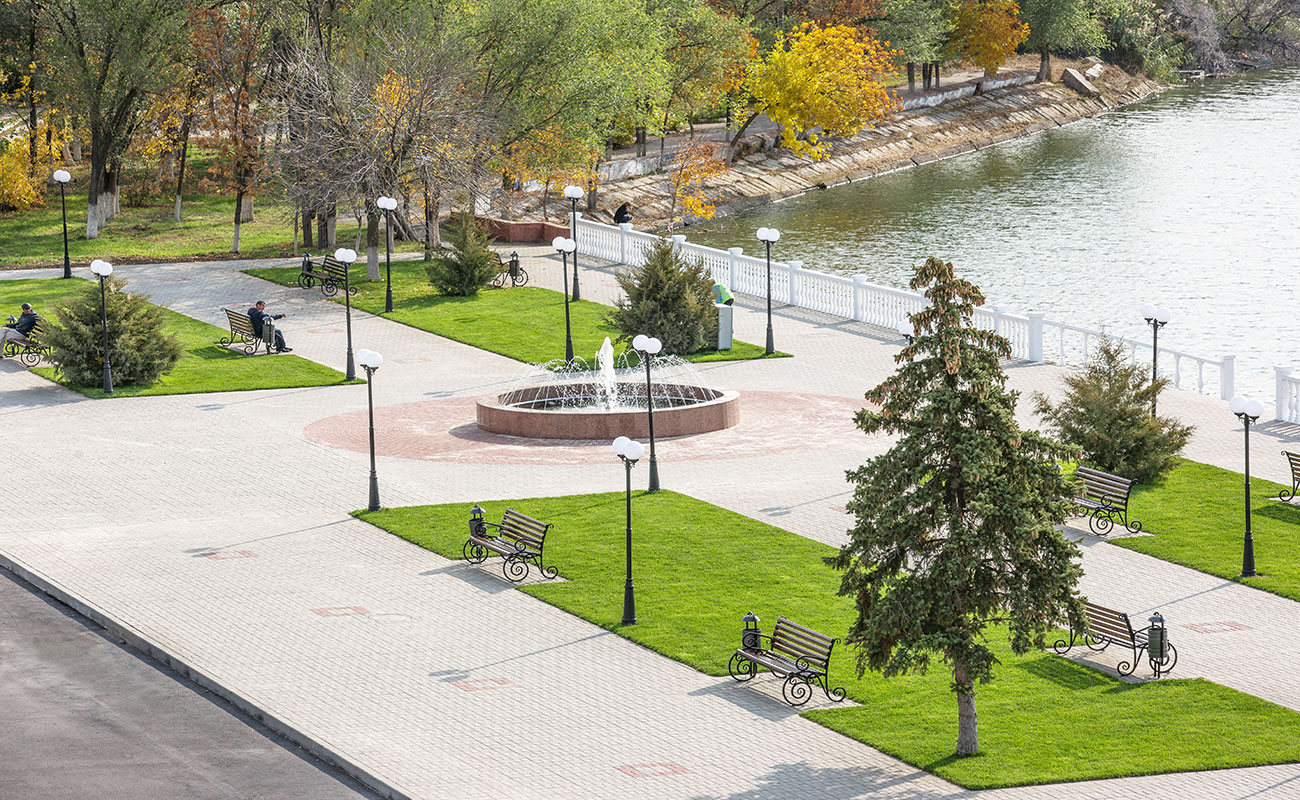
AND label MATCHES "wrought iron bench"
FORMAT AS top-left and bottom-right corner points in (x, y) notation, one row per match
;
(1053, 602), (1177, 677)
(490, 251), (527, 288)
(1073, 466), (1140, 535)
(297, 254), (357, 296)
(219, 307), (274, 355)
(464, 508), (558, 583)
(1280, 451), (1300, 501)
(1, 318), (51, 367)
(728, 615), (847, 706)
